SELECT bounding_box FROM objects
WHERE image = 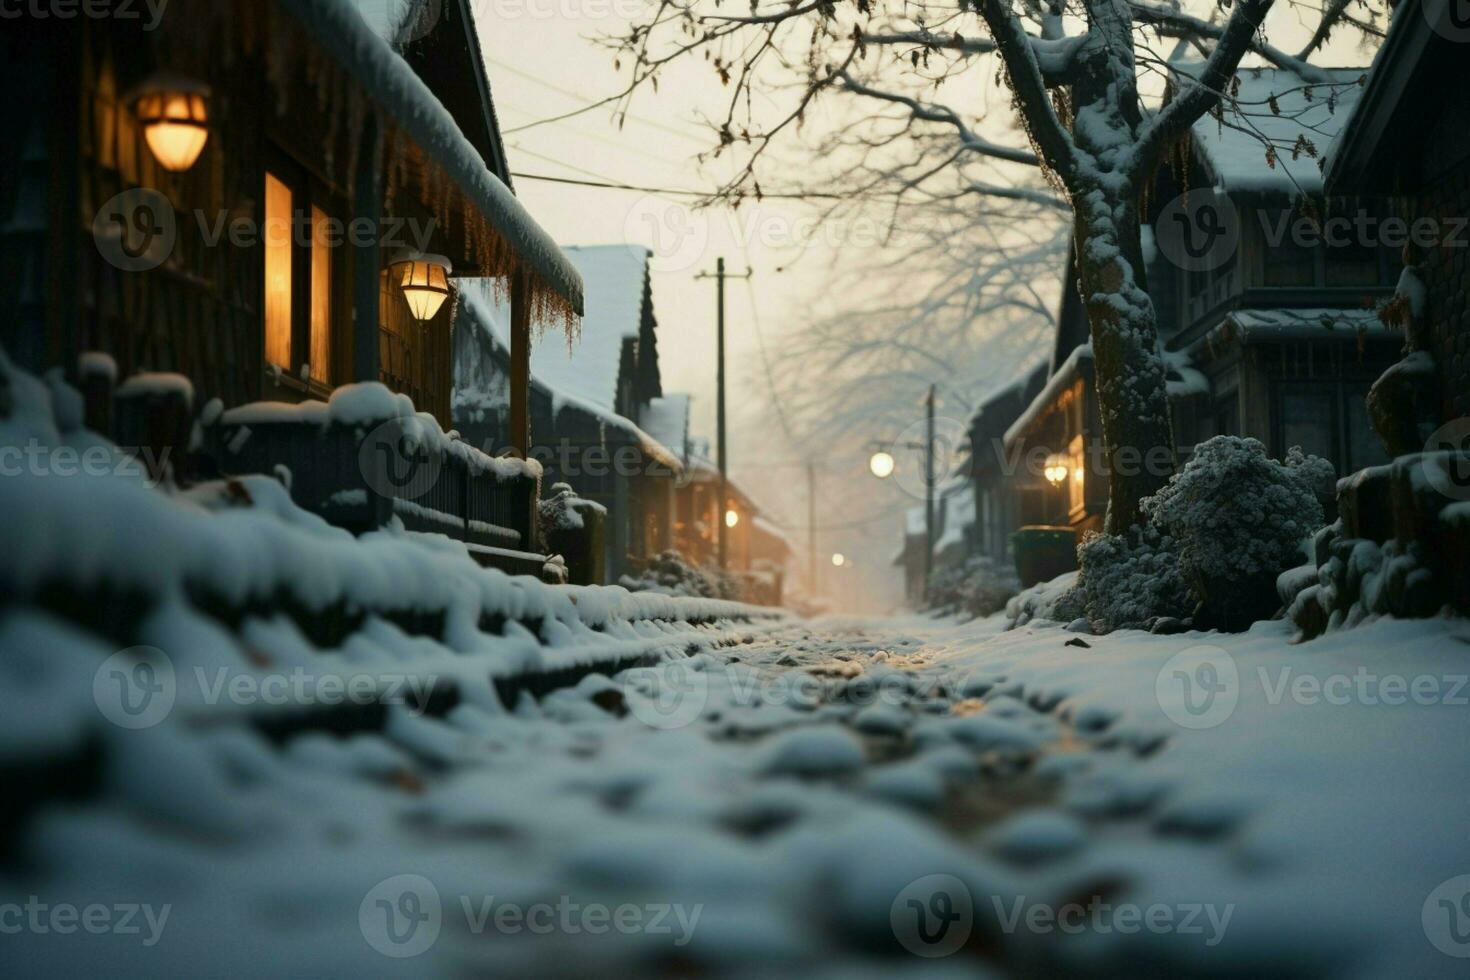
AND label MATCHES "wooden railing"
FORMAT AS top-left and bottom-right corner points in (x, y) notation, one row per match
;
(206, 414), (539, 556)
